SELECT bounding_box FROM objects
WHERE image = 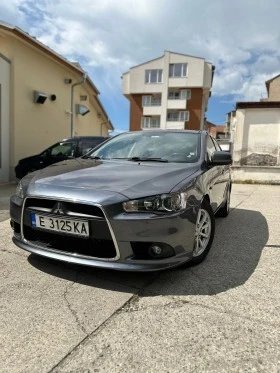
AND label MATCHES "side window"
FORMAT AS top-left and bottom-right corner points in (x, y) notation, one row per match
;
(50, 142), (76, 156)
(206, 136), (216, 161)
